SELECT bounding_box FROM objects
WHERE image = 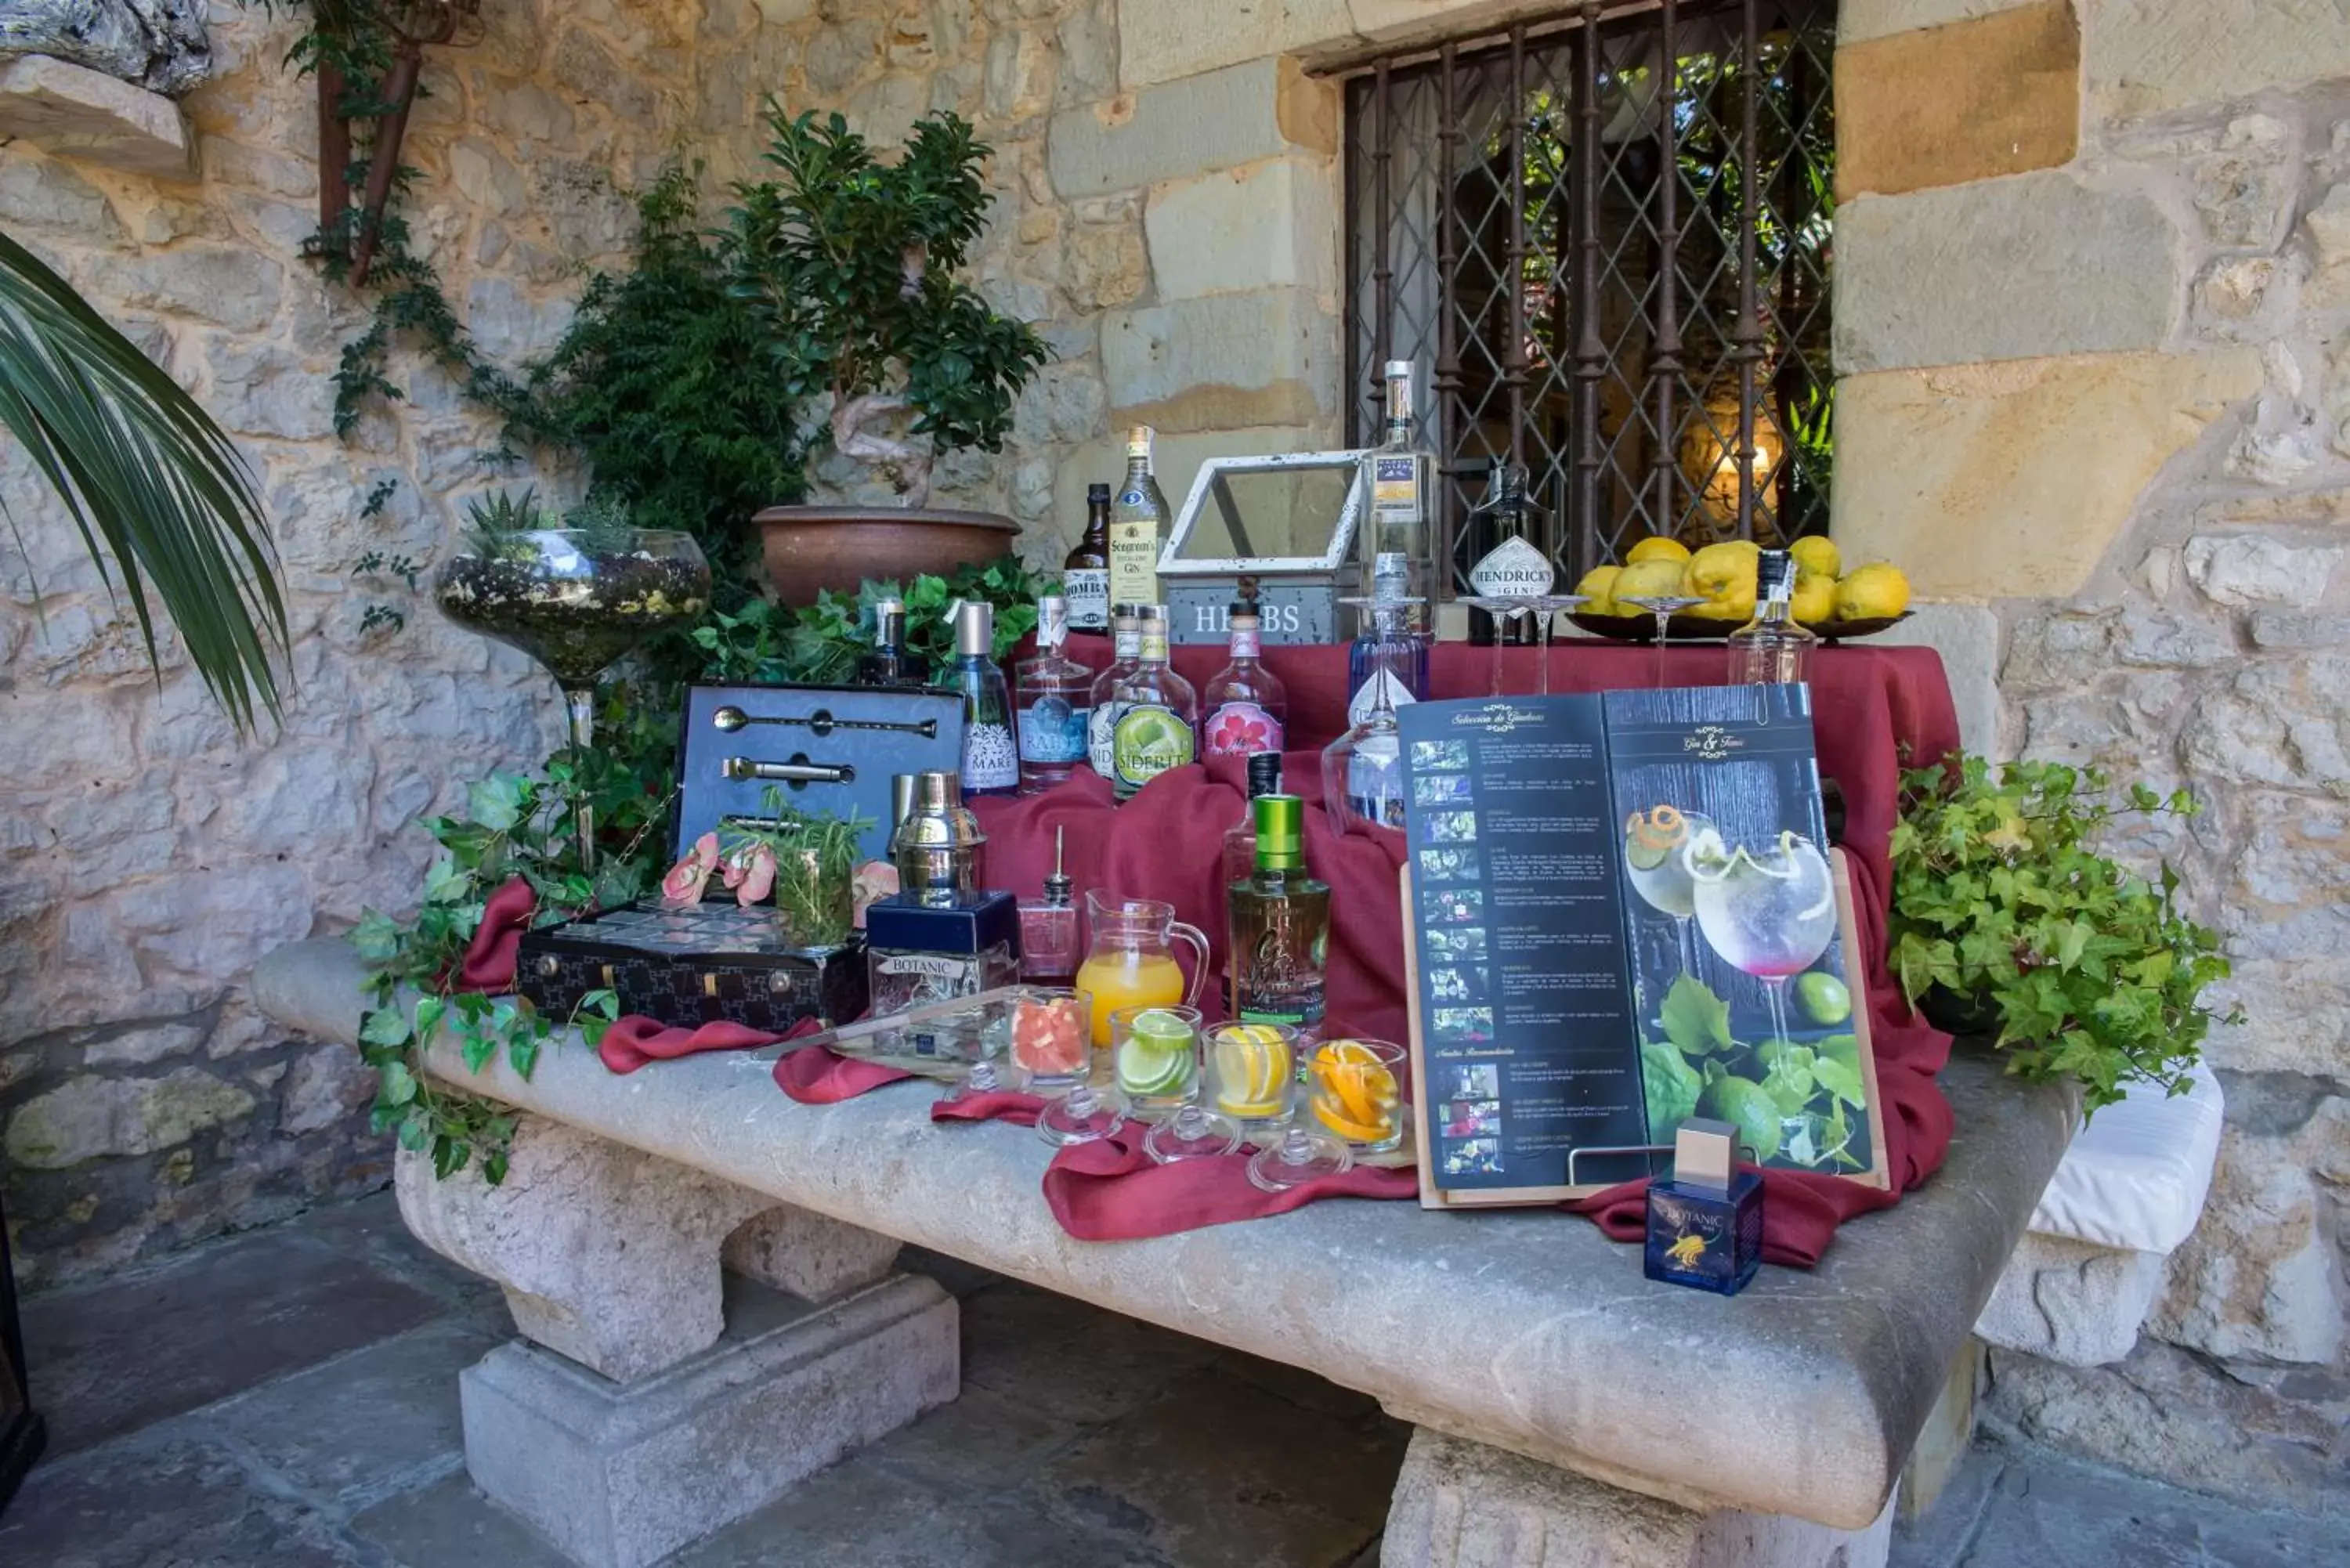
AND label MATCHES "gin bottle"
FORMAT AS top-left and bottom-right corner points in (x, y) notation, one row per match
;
(1015, 594), (1092, 794)
(859, 597), (909, 685)
(1223, 750), (1284, 1012)
(945, 600), (1018, 797)
(1726, 549), (1819, 686)
(1108, 427), (1171, 612)
(1227, 793), (1329, 1039)
(1086, 605), (1142, 780)
(1464, 460), (1553, 645)
(1110, 603), (1198, 800)
(1063, 483), (1112, 632)
(1344, 598), (1428, 727)
(1359, 361), (1436, 630)
(1200, 593), (1289, 758)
